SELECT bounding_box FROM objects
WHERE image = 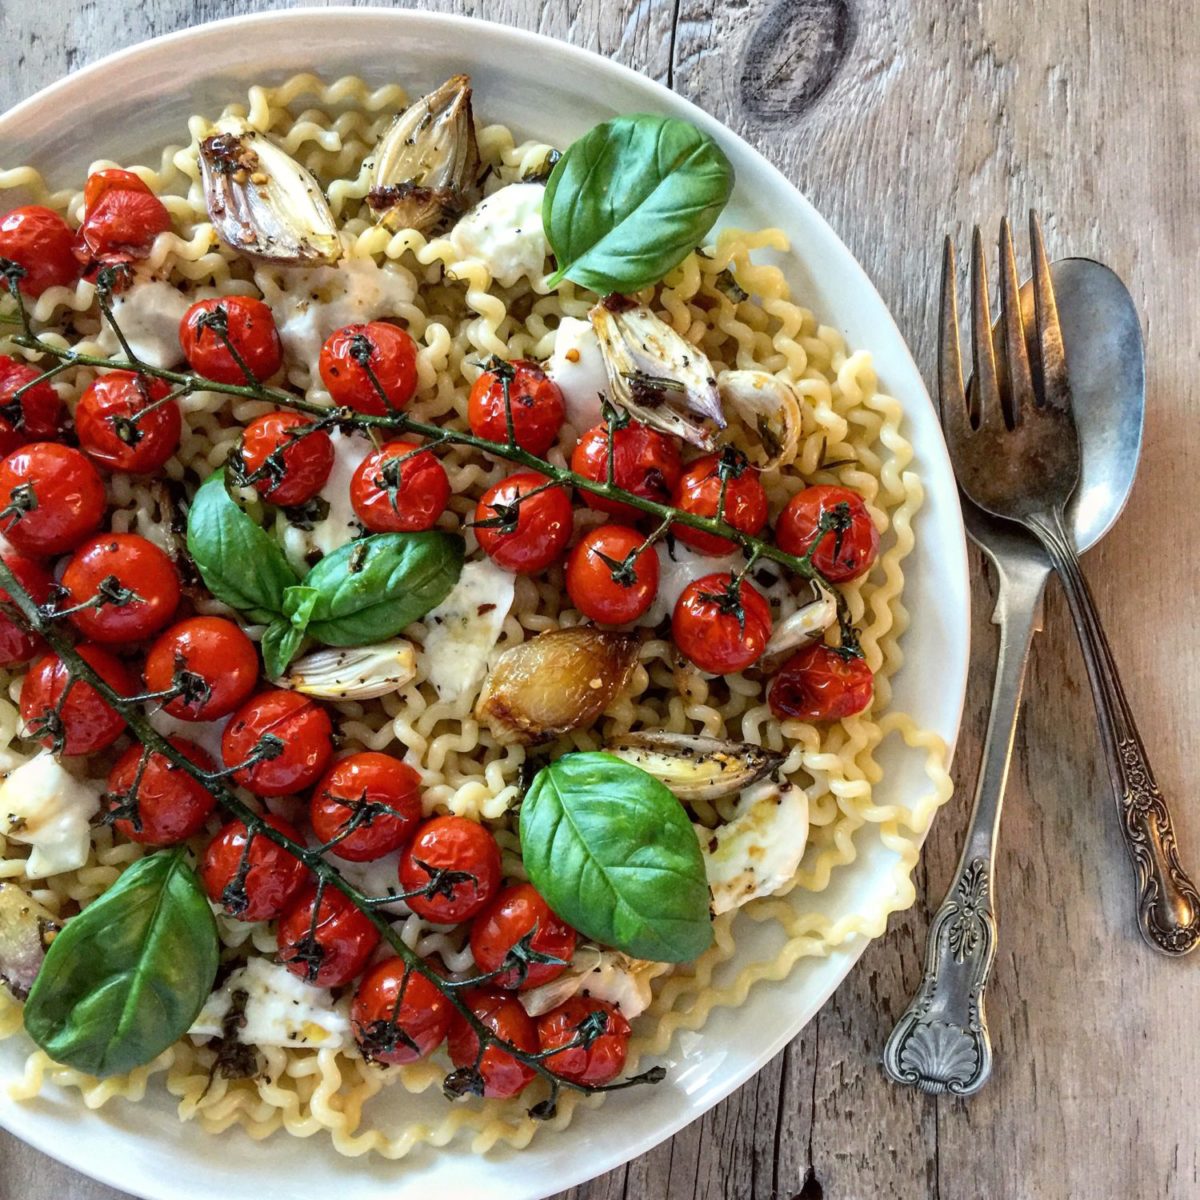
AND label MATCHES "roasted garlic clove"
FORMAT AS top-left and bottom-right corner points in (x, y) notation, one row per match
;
(199, 117), (342, 266)
(366, 75), (482, 235)
(0, 883), (59, 1001)
(279, 639), (417, 700)
(519, 945), (669, 1020)
(475, 627), (639, 745)
(717, 369), (803, 469)
(590, 299), (725, 449)
(762, 583), (839, 668)
(605, 731), (784, 801)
